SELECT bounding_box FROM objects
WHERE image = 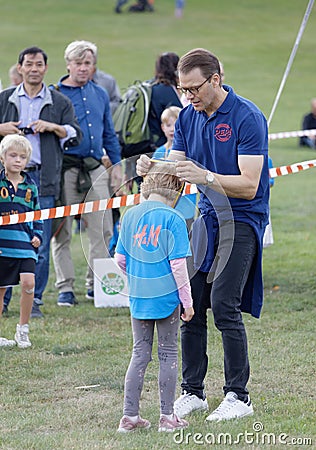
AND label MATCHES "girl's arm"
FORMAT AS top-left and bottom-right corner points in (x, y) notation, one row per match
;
(170, 257), (194, 322)
(114, 252), (126, 274)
